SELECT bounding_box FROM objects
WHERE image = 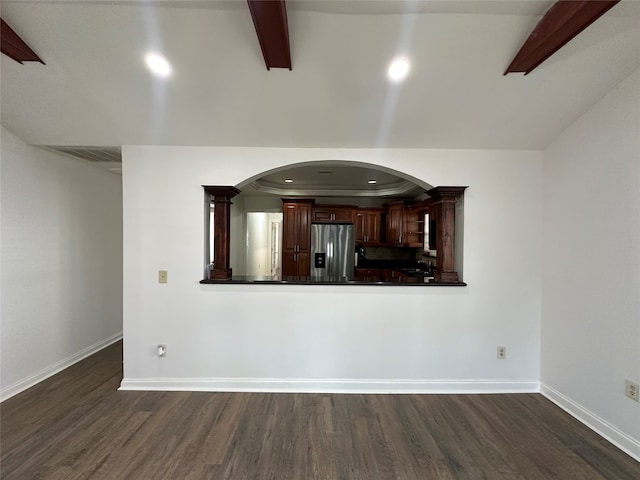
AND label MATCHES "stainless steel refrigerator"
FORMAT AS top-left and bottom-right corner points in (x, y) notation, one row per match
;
(310, 223), (355, 280)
